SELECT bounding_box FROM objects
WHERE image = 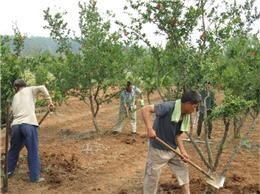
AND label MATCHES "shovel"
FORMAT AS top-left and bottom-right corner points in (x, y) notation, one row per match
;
(155, 136), (225, 189)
